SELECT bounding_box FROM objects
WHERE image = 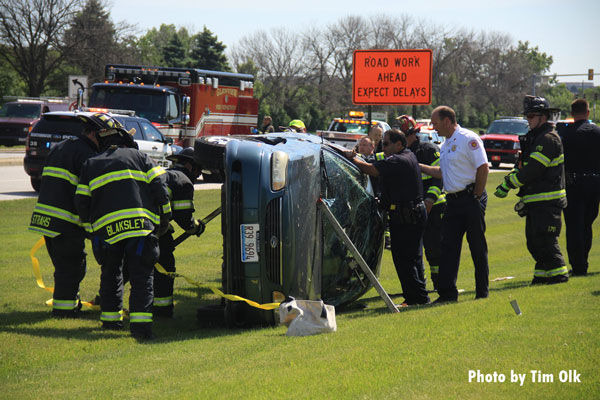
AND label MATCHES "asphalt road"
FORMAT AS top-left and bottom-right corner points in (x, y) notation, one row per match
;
(0, 149), (510, 201)
(0, 150), (222, 201)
